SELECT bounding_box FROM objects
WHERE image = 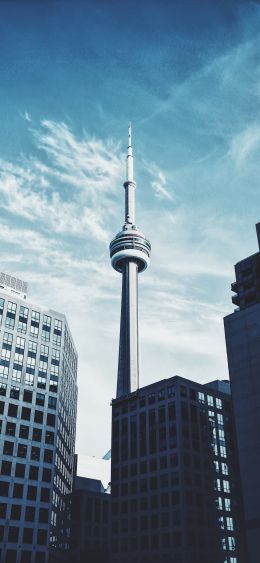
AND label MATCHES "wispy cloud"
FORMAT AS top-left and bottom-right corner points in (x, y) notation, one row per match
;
(0, 120), (124, 243)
